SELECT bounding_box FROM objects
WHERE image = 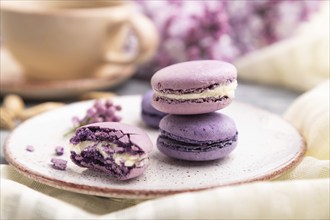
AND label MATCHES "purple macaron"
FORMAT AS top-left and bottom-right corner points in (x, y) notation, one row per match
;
(157, 112), (238, 161)
(151, 60), (237, 115)
(69, 122), (153, 180)
(141, 90), (167, 128)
